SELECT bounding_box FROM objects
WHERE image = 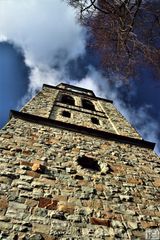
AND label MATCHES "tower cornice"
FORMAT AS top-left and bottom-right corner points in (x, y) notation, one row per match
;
(10, 110), (155, 150)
